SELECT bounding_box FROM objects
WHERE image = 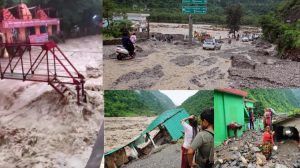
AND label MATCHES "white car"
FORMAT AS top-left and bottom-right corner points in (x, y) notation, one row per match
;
(203, 39), (221, 50)
(242, 36), (249, 42)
